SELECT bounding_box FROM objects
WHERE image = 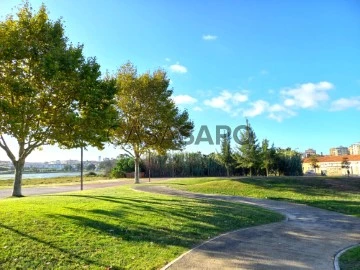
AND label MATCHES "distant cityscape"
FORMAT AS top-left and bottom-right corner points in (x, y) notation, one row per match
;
(303, 141), (360, 158)
(0, 156), (115, 172)
(1, 142), (360, 172)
